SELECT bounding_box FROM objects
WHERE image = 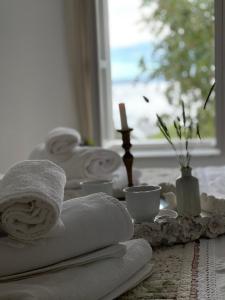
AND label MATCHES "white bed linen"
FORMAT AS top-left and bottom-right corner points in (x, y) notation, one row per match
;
(0, 239), (152, 300)
(0, 193), (133, 277)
